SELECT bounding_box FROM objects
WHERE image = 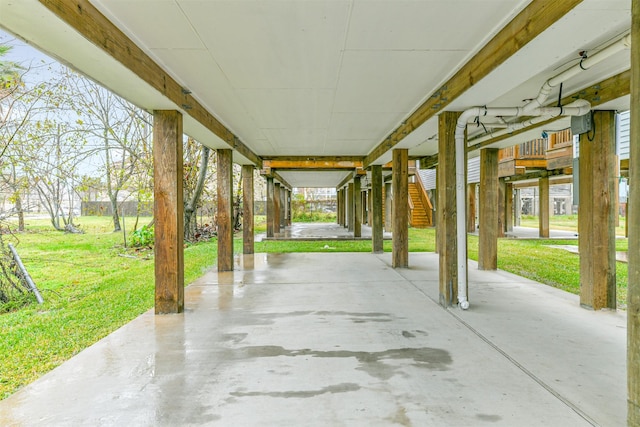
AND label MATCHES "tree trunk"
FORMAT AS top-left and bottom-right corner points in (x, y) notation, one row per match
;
(15, 192), (24, 232)
(184, 145), (210, 241)
(111, 196), (121, 232)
